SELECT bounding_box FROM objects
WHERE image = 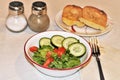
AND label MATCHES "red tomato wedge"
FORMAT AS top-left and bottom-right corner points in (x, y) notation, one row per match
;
(29, 46), (38, 52)
(43, 57), (54, 67)
(46, 51), (52, 58)
(54, 47), (66, 57)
